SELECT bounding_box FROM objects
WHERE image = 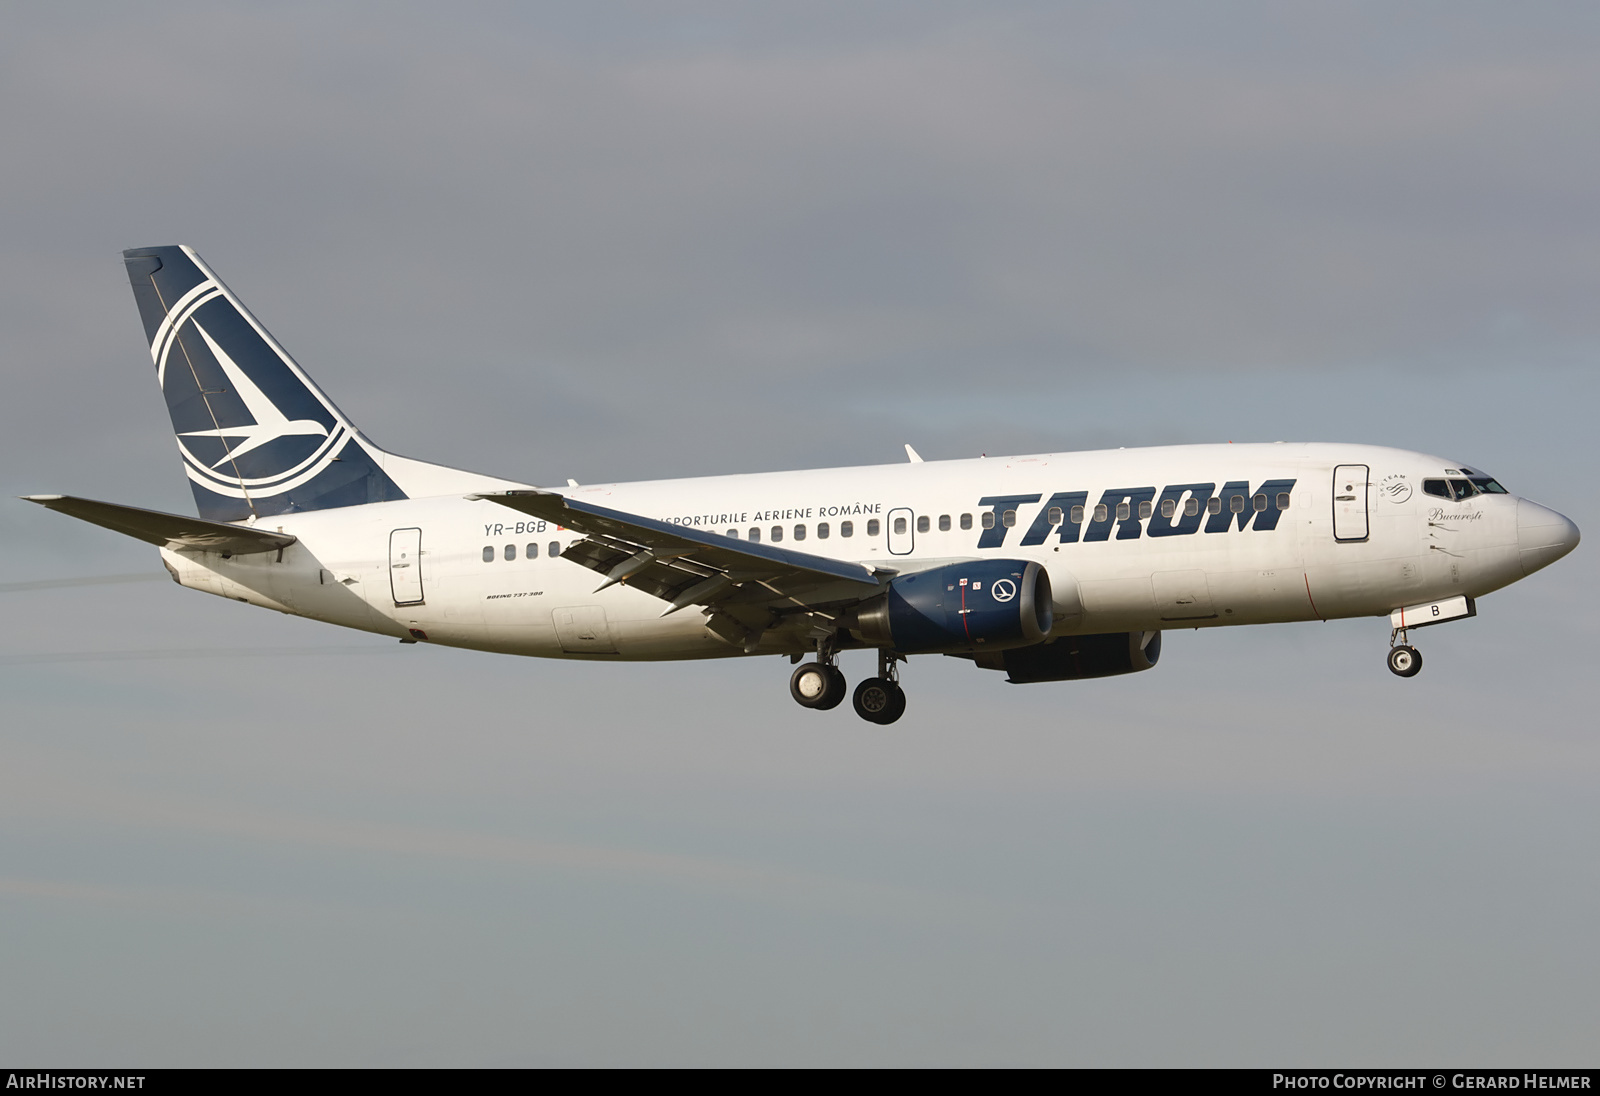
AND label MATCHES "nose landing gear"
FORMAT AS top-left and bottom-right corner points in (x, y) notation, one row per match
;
(1387, 626), (1423, 678)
